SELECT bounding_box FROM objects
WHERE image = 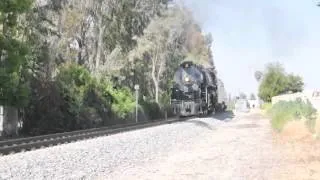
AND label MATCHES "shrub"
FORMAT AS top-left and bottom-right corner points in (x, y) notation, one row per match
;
(22, 79), (67, 135)
(267, 99), (317, 132)
(22, 63), (135, 135)
(140, 100), (163, 120)
(98, 80), (135, 119)
(56, 63), (92, 117)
